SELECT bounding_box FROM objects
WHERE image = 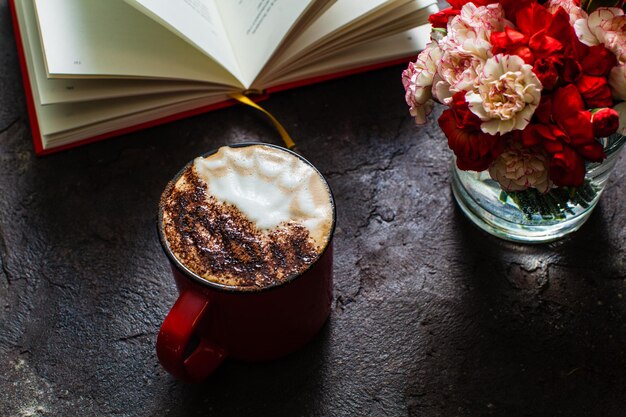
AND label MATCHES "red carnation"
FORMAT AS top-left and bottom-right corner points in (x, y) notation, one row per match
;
(490, 6), (580, 72)
(428, 7), (460, 28)
(522, 123), (568, 152)
(528, 30), (563, 61)
(491, 27), (534, 64)
(551, 86), (605, 161)
(581, 45), (618, 77)
(577, 141), (609, 161)
(499, 0), (535, 21)
(549, 145), (587, 187)
(543, 8), (586, 60)
(576, 75), (614, 108)
(439, 92), (501, 171)
(552, 85), (594, 144)
(521, 86), (605, 186)
(533, 58), (560, 90)
(591, 108), (620, 137)
(561, 57), (583, 84)
(449, 91), (482, 130)
(515, 2), (553, 34)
